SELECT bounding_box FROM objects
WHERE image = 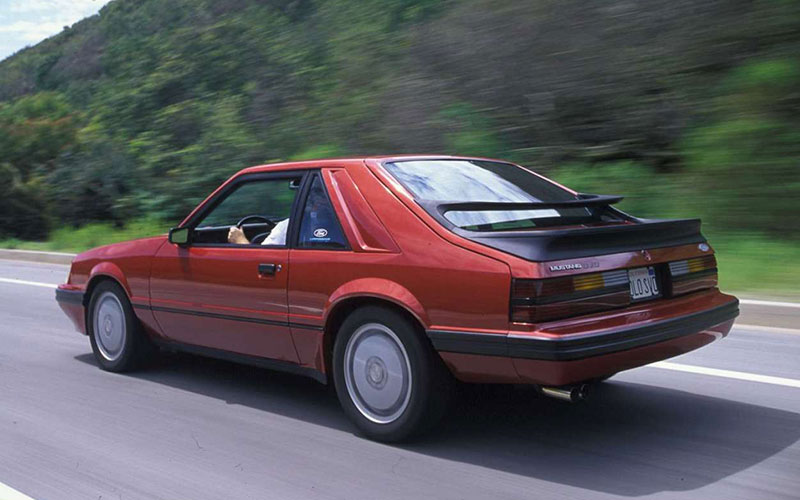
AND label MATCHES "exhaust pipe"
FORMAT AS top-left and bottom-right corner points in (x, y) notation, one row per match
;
(540, 384), (589, 403)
